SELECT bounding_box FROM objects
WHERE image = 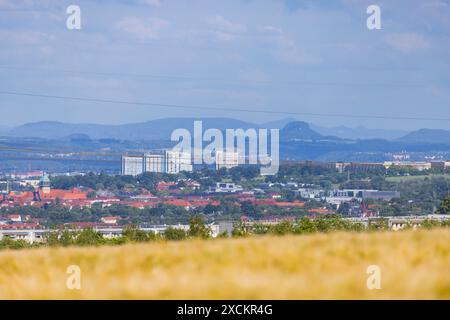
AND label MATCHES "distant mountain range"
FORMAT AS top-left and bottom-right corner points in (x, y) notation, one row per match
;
(280, 121), (342, 142)
(311, 124), (408, 140)
(3, 117), (450, 145)
(5, 118), (257, 141)
(260, 118), (409, 140)
(395, 129), (450, 144)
